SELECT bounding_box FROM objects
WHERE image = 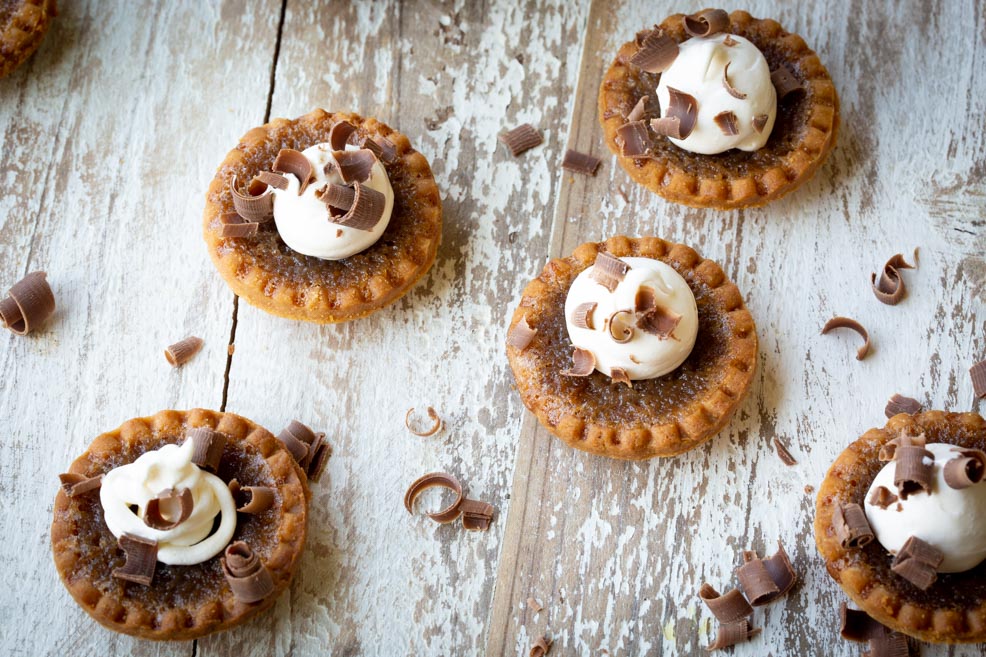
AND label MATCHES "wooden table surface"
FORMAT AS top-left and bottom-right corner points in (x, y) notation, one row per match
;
(2, 0), (984, 655)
